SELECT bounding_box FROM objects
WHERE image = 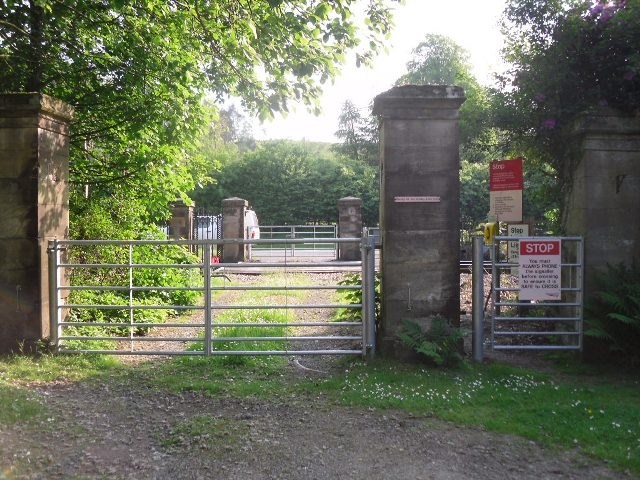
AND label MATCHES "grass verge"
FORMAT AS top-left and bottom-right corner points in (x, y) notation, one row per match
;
(299, 359), (640, 474)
